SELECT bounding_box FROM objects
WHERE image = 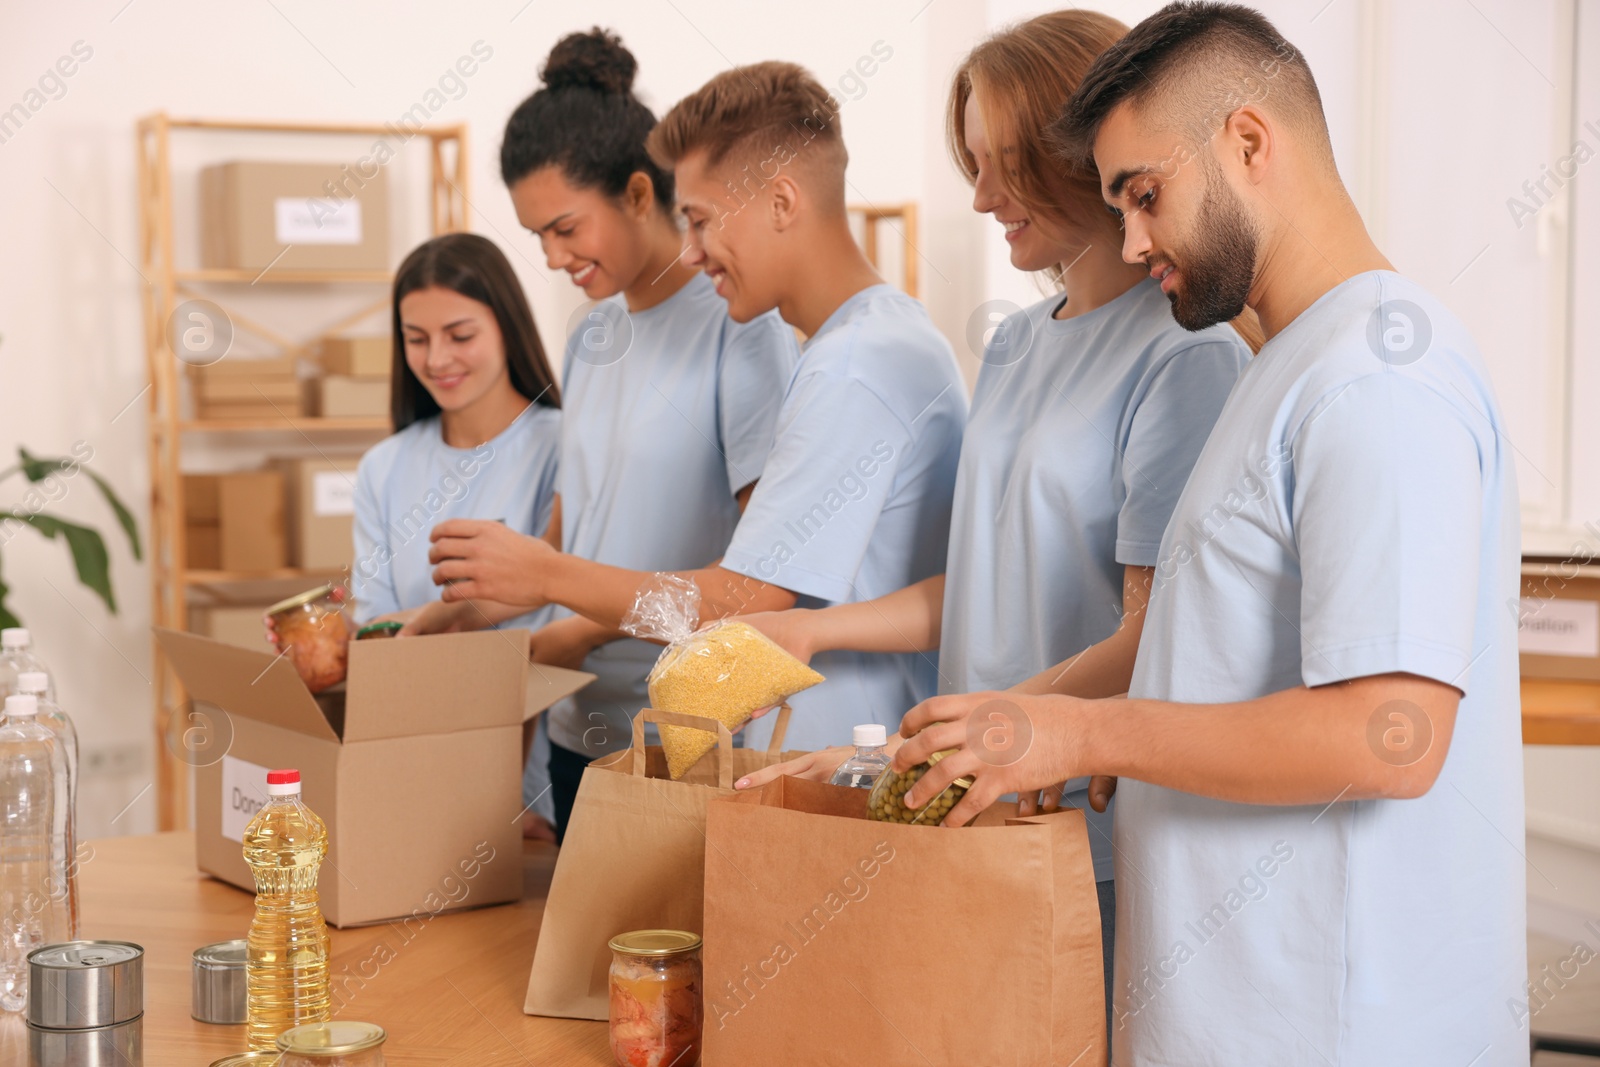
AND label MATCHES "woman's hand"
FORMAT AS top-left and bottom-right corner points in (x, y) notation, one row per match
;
(733, 745), (855, 790)
(893, 691), (1087, 827)
(528, 616), (607, 672)
(739, 609), (820, 665)
(397, 599), (486, 637)
(263, 585), (349, 652)
(429, 519), (556, 608)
